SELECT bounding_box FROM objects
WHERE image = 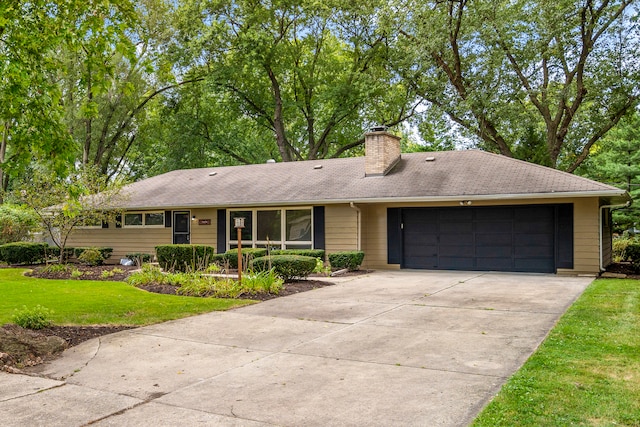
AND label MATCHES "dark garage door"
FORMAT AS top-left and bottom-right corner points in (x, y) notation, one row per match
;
(390, 205), (573, 273)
